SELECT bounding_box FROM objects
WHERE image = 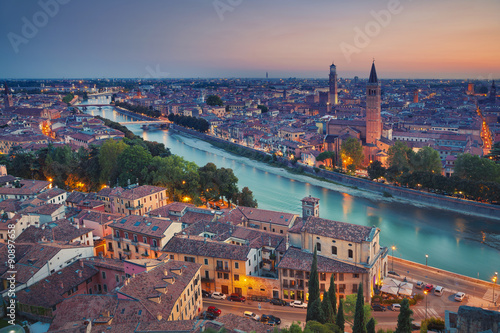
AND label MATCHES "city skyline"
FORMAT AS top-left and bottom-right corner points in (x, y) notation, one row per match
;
(0, 0), (499, 79)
